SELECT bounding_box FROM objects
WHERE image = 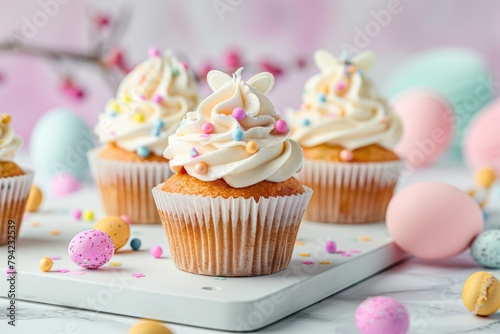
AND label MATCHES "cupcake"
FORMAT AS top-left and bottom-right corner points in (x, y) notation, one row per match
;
(152, 68), (312, 277)
(288, 50), (402, 224)
(0, 114), (34, 245)
(89, 48), (201, 224)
